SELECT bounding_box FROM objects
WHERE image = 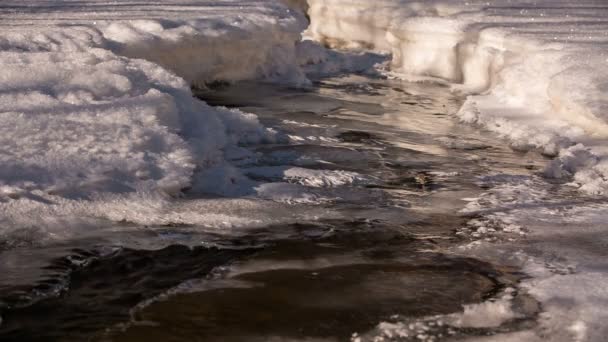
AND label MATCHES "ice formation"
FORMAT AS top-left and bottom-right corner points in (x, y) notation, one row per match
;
(307, 0), (608, 195)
